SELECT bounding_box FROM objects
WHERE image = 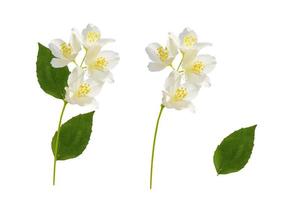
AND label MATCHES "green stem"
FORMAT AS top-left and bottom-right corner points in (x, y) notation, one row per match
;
(73, 60), (79, 67)
(169, 64), (175, 70)
(52, 101), (67, 185)
(176, 52), (184, 71)
(79, 50), (87, 68)
(150, 104), (165, 190)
